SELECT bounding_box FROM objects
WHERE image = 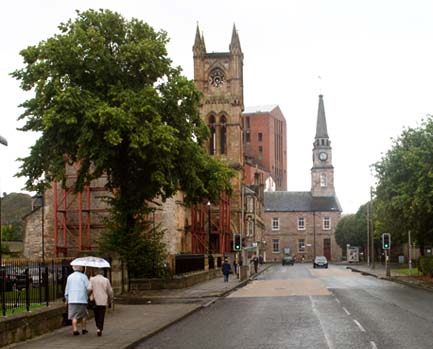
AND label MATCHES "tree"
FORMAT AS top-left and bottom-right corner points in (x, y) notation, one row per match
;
(335, 203), (368, 253)
(373, 116), (433, 251)
(12, 9), (234, 271)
